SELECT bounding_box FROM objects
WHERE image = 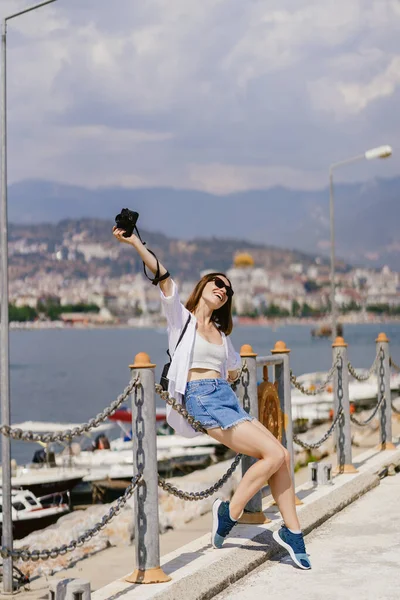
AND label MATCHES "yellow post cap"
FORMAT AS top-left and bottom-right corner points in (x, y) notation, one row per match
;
(240, 344), (257, 357)
(129, 352), (156, 369)
(332, 336), (348, 348)
(271, 340), (291, 354)
(376, 332), (389, 343)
